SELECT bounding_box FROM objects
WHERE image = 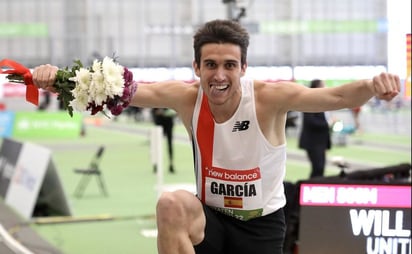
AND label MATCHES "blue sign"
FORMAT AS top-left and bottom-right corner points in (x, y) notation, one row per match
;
(0, 111), (14, 137)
